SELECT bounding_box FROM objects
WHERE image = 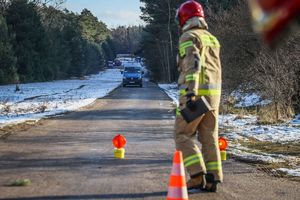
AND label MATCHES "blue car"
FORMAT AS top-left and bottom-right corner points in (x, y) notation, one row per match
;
(122, 64), (143, 87)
